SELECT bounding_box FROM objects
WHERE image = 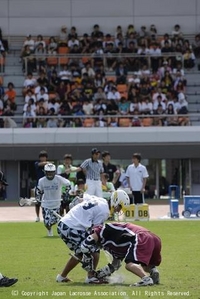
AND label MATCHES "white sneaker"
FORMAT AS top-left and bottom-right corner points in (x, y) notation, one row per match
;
(150, 268), (160, 284)
(131, 276), (153, 287)
(56, 274), (72, 282)
(47, 228), (53, 237)
(35, 217), (40, 222)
